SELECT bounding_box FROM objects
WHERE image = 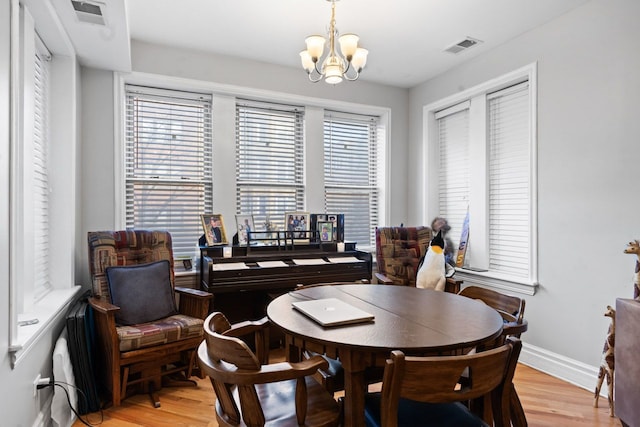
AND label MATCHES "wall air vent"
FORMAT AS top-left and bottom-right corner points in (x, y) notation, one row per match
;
(444, 37), (483, 54)
(71, 0), (106, 26)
